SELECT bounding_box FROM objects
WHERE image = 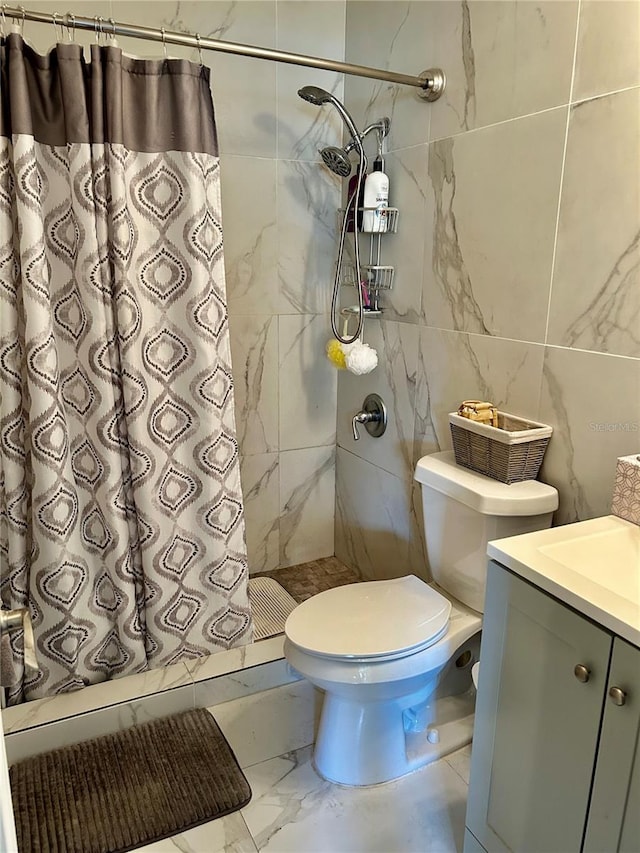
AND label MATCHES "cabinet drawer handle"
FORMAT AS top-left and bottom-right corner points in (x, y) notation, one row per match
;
(609, 686), (626, 706)
(574, 664), (590, 683)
